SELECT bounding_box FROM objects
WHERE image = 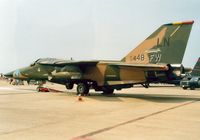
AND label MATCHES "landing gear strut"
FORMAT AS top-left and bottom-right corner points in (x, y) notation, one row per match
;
(141, 82), (149, 88)
(65, 83), (74, 90)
